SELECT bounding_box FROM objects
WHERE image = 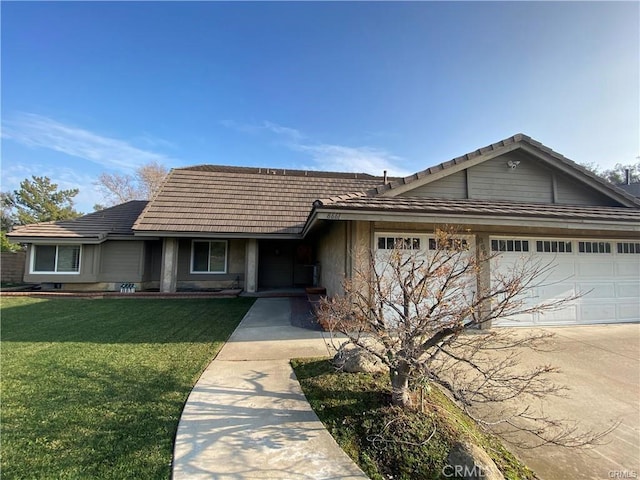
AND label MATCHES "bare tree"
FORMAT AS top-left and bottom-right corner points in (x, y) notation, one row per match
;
(136, 161), (169, 200)
(316, 228), (610, 447)
(94, 161), (168, 209)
